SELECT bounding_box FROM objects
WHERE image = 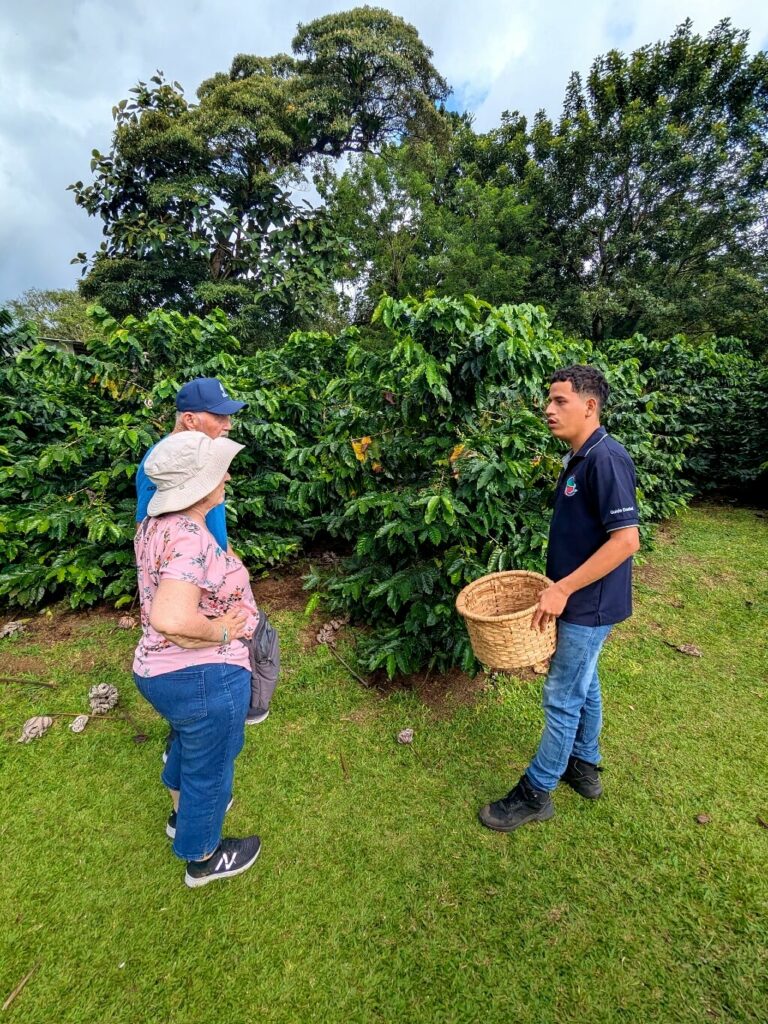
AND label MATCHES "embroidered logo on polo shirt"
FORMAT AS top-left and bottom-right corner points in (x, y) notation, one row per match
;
(564, 475), (578, 497)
